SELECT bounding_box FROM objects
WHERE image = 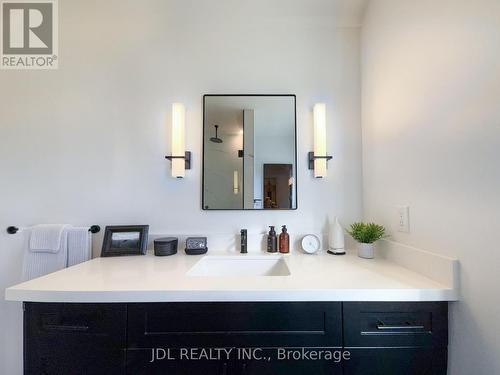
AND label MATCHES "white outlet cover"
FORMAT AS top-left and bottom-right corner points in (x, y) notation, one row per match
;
(397, 206), (410, 232)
